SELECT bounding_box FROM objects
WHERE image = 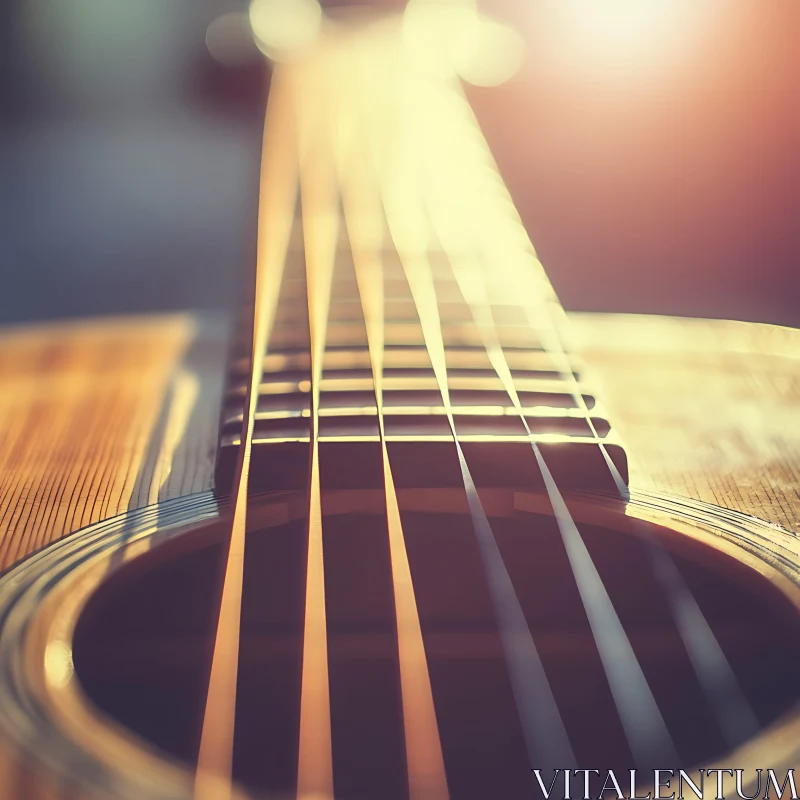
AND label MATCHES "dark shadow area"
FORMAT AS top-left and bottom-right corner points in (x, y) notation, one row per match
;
(73, 499), (800, 798)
